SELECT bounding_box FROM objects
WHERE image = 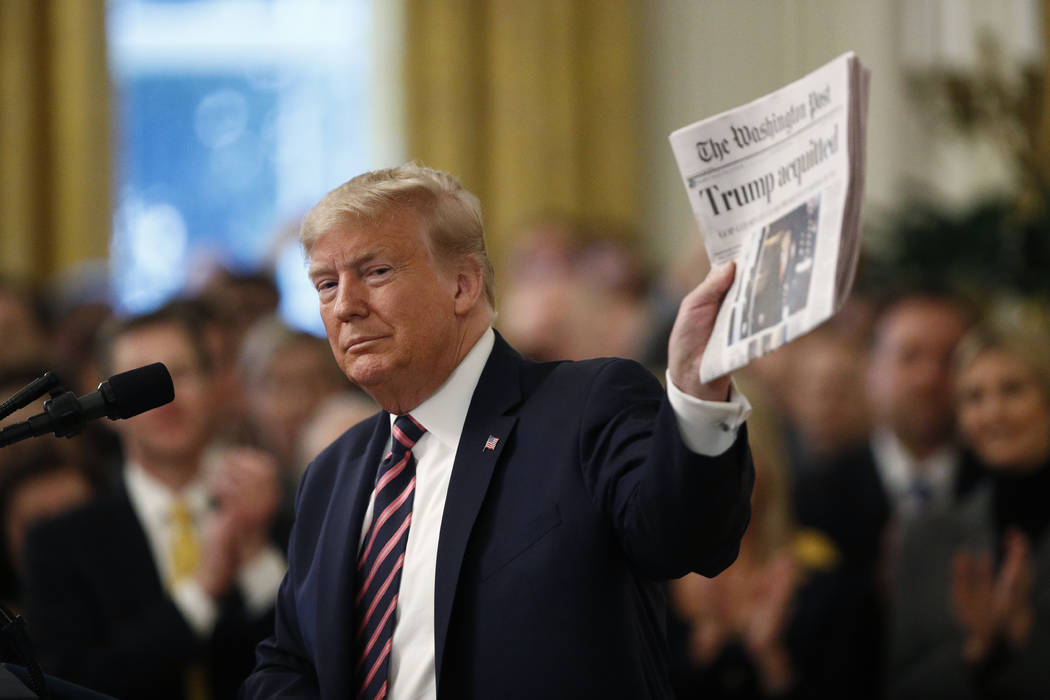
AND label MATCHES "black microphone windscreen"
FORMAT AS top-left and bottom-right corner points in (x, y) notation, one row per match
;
(105, 362), (175, 419)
